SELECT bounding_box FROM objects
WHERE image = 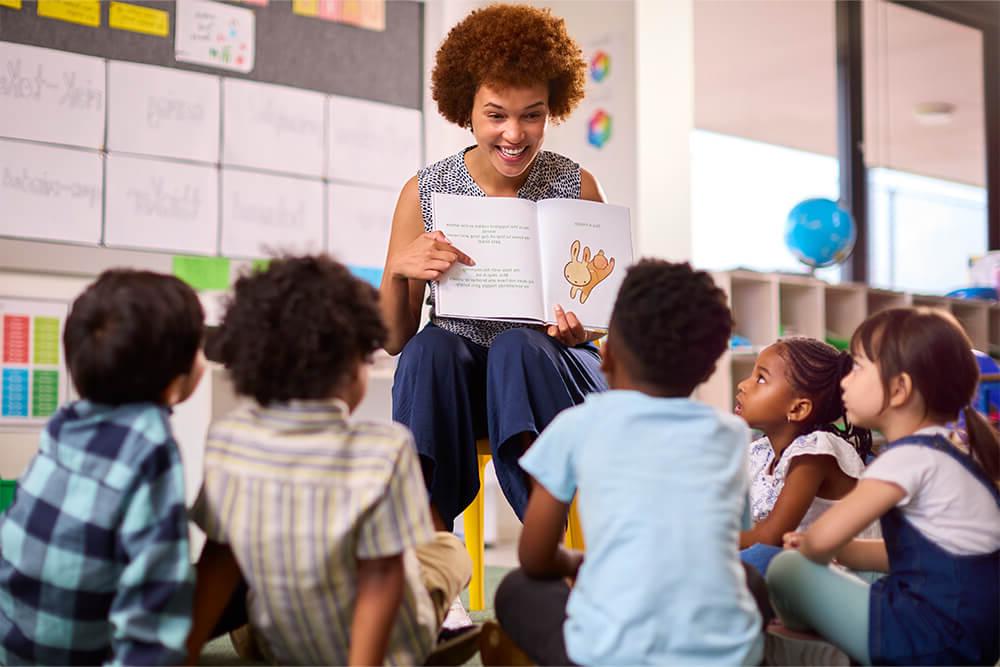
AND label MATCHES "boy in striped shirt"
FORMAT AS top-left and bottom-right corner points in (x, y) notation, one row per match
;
(186, 255), (473, 666)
